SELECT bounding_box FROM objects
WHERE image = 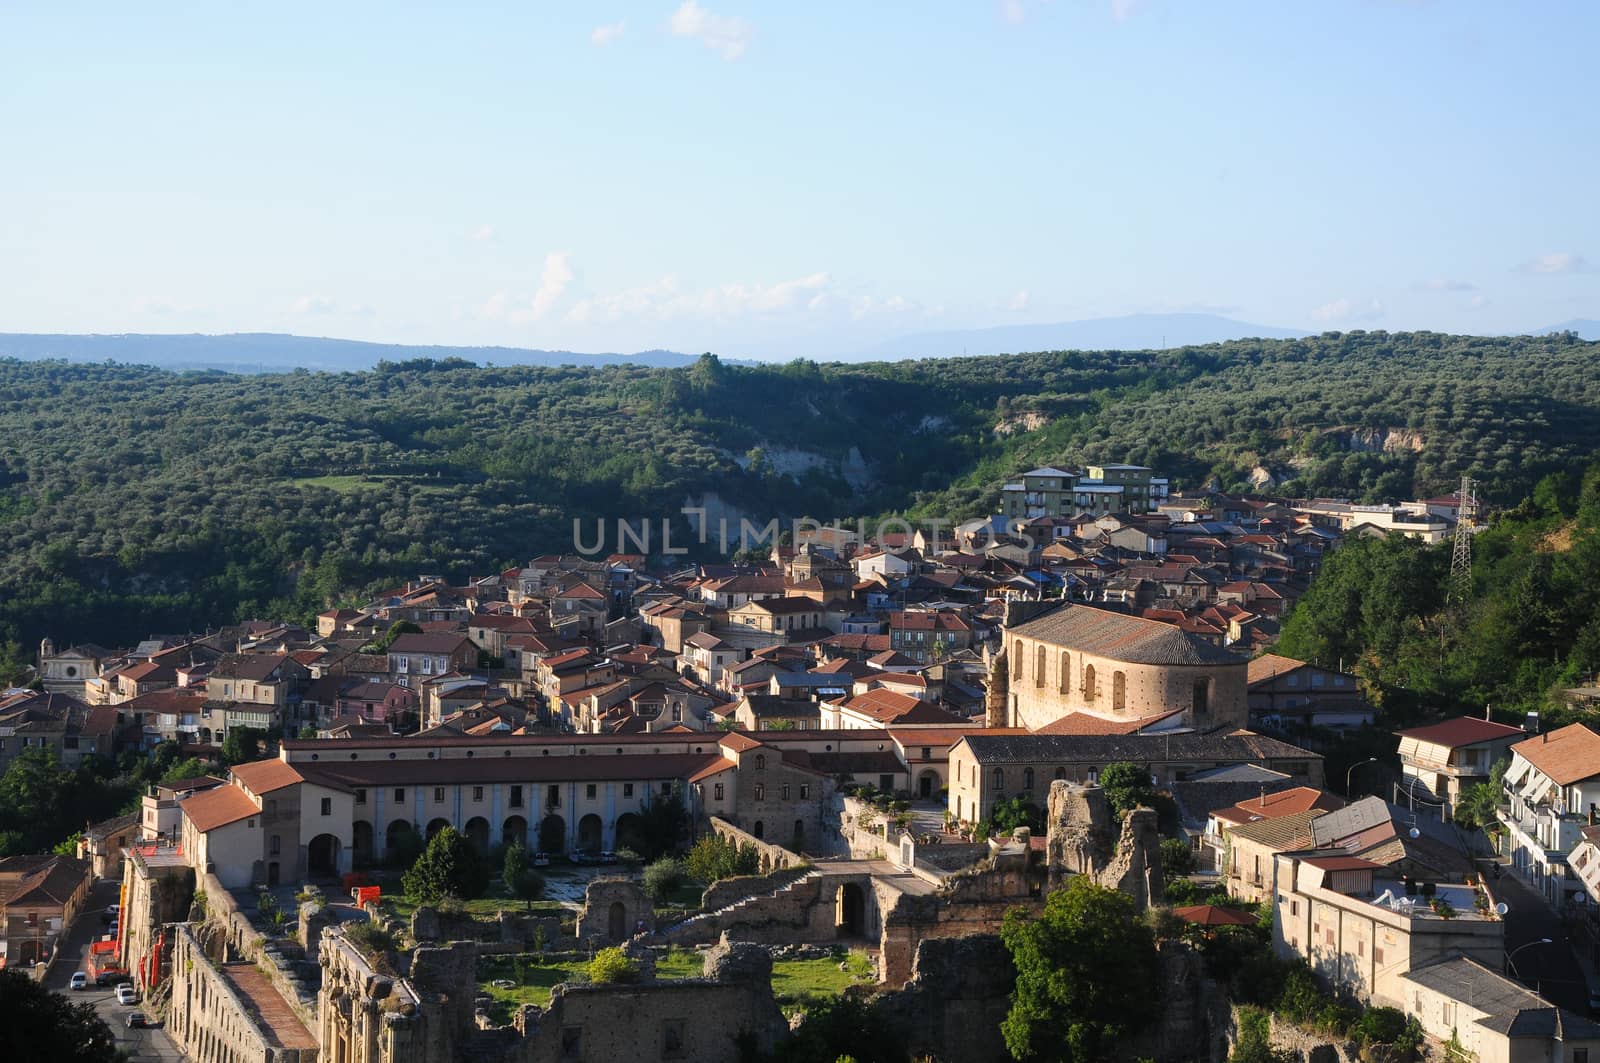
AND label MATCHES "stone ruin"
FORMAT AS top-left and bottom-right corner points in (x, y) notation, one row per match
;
(575, 877), (652, 945)
(1045, 779), (1163, 909)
